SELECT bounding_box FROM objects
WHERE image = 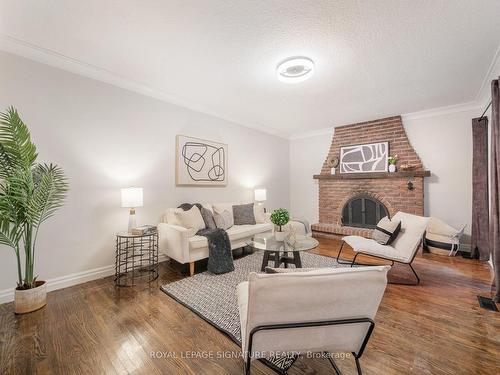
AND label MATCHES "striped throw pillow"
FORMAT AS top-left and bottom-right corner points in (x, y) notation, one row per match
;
(372, 216), (401, 245)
